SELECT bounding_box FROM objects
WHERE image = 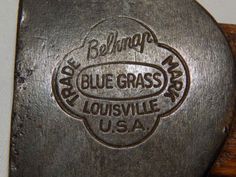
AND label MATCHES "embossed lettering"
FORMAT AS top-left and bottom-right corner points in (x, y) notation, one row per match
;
(87, 31), (154, 60)
(162, 55), (183, 102)
(59, 58), (80, 106)
(83, 99), (160, 116)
